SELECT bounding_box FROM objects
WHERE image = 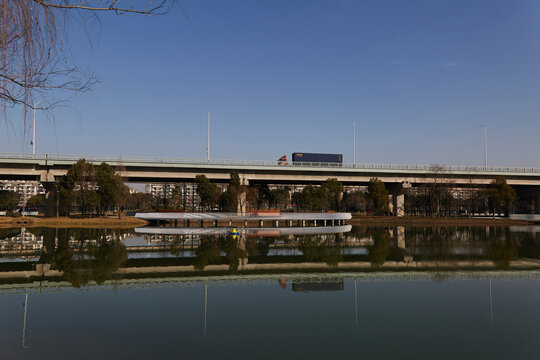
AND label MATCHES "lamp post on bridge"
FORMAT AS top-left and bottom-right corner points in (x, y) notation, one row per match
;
(32, 102), (39, 155)
(353, 120), (356, 165)
(478, 125), (487, 169)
